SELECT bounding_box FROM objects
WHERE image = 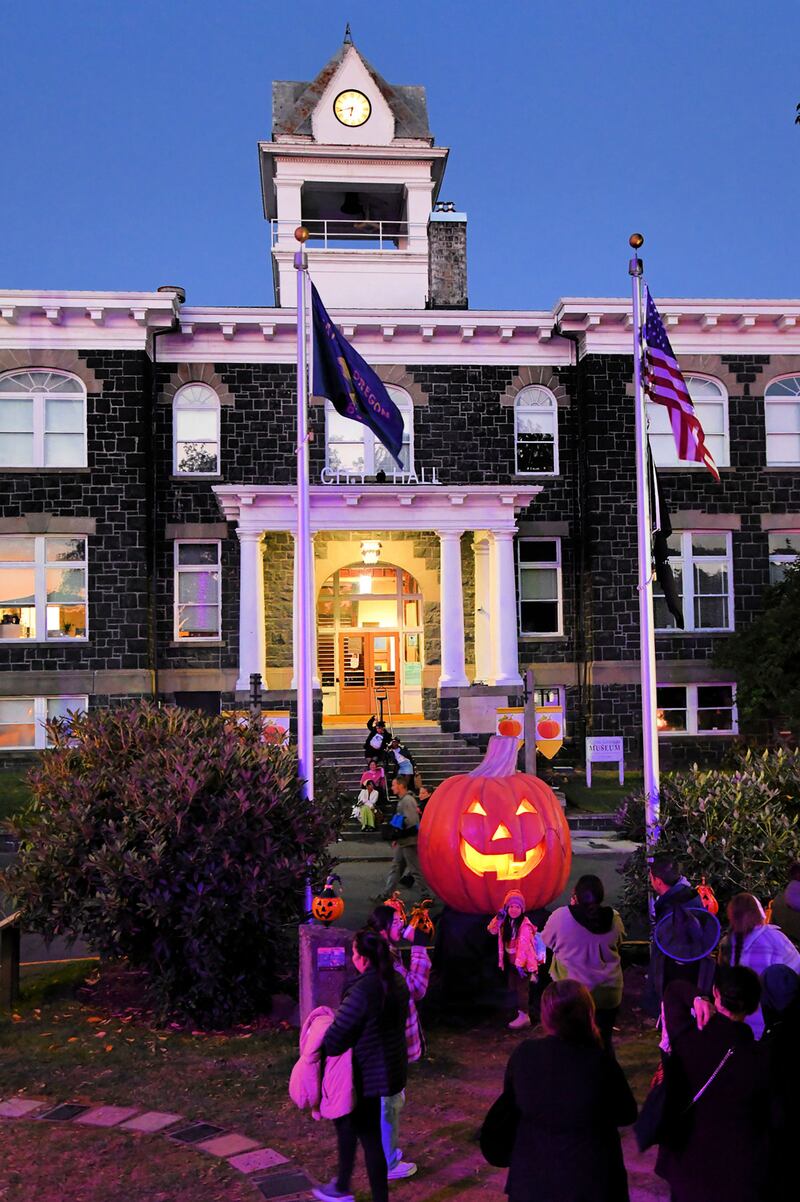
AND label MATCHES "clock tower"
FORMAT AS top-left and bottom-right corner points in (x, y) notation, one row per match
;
(259, 38), (452, 309)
